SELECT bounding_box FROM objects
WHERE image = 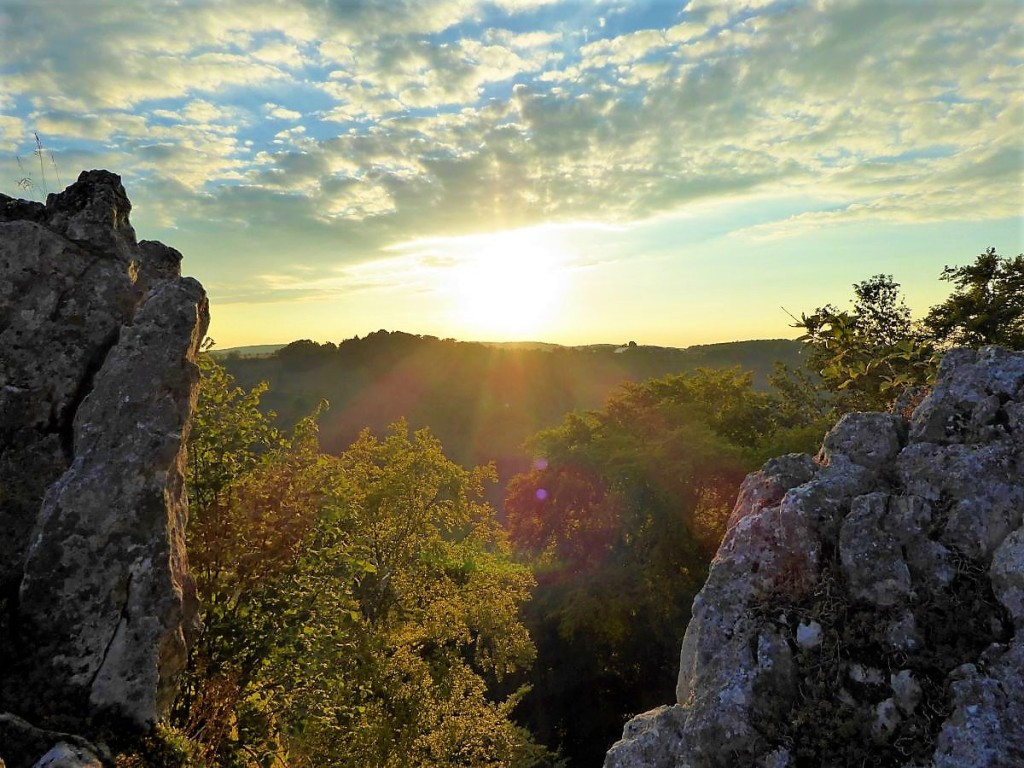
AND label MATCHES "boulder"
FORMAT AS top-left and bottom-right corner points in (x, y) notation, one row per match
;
(30, 743), (103, 768)
(0, 172), (208, 765)
(606, 348), (1024, 767)
(992, 528), (1024, 629)
(933, 641), (1024, 767)
(0, 714), (105, 768)
(604, 706), (689, 768)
